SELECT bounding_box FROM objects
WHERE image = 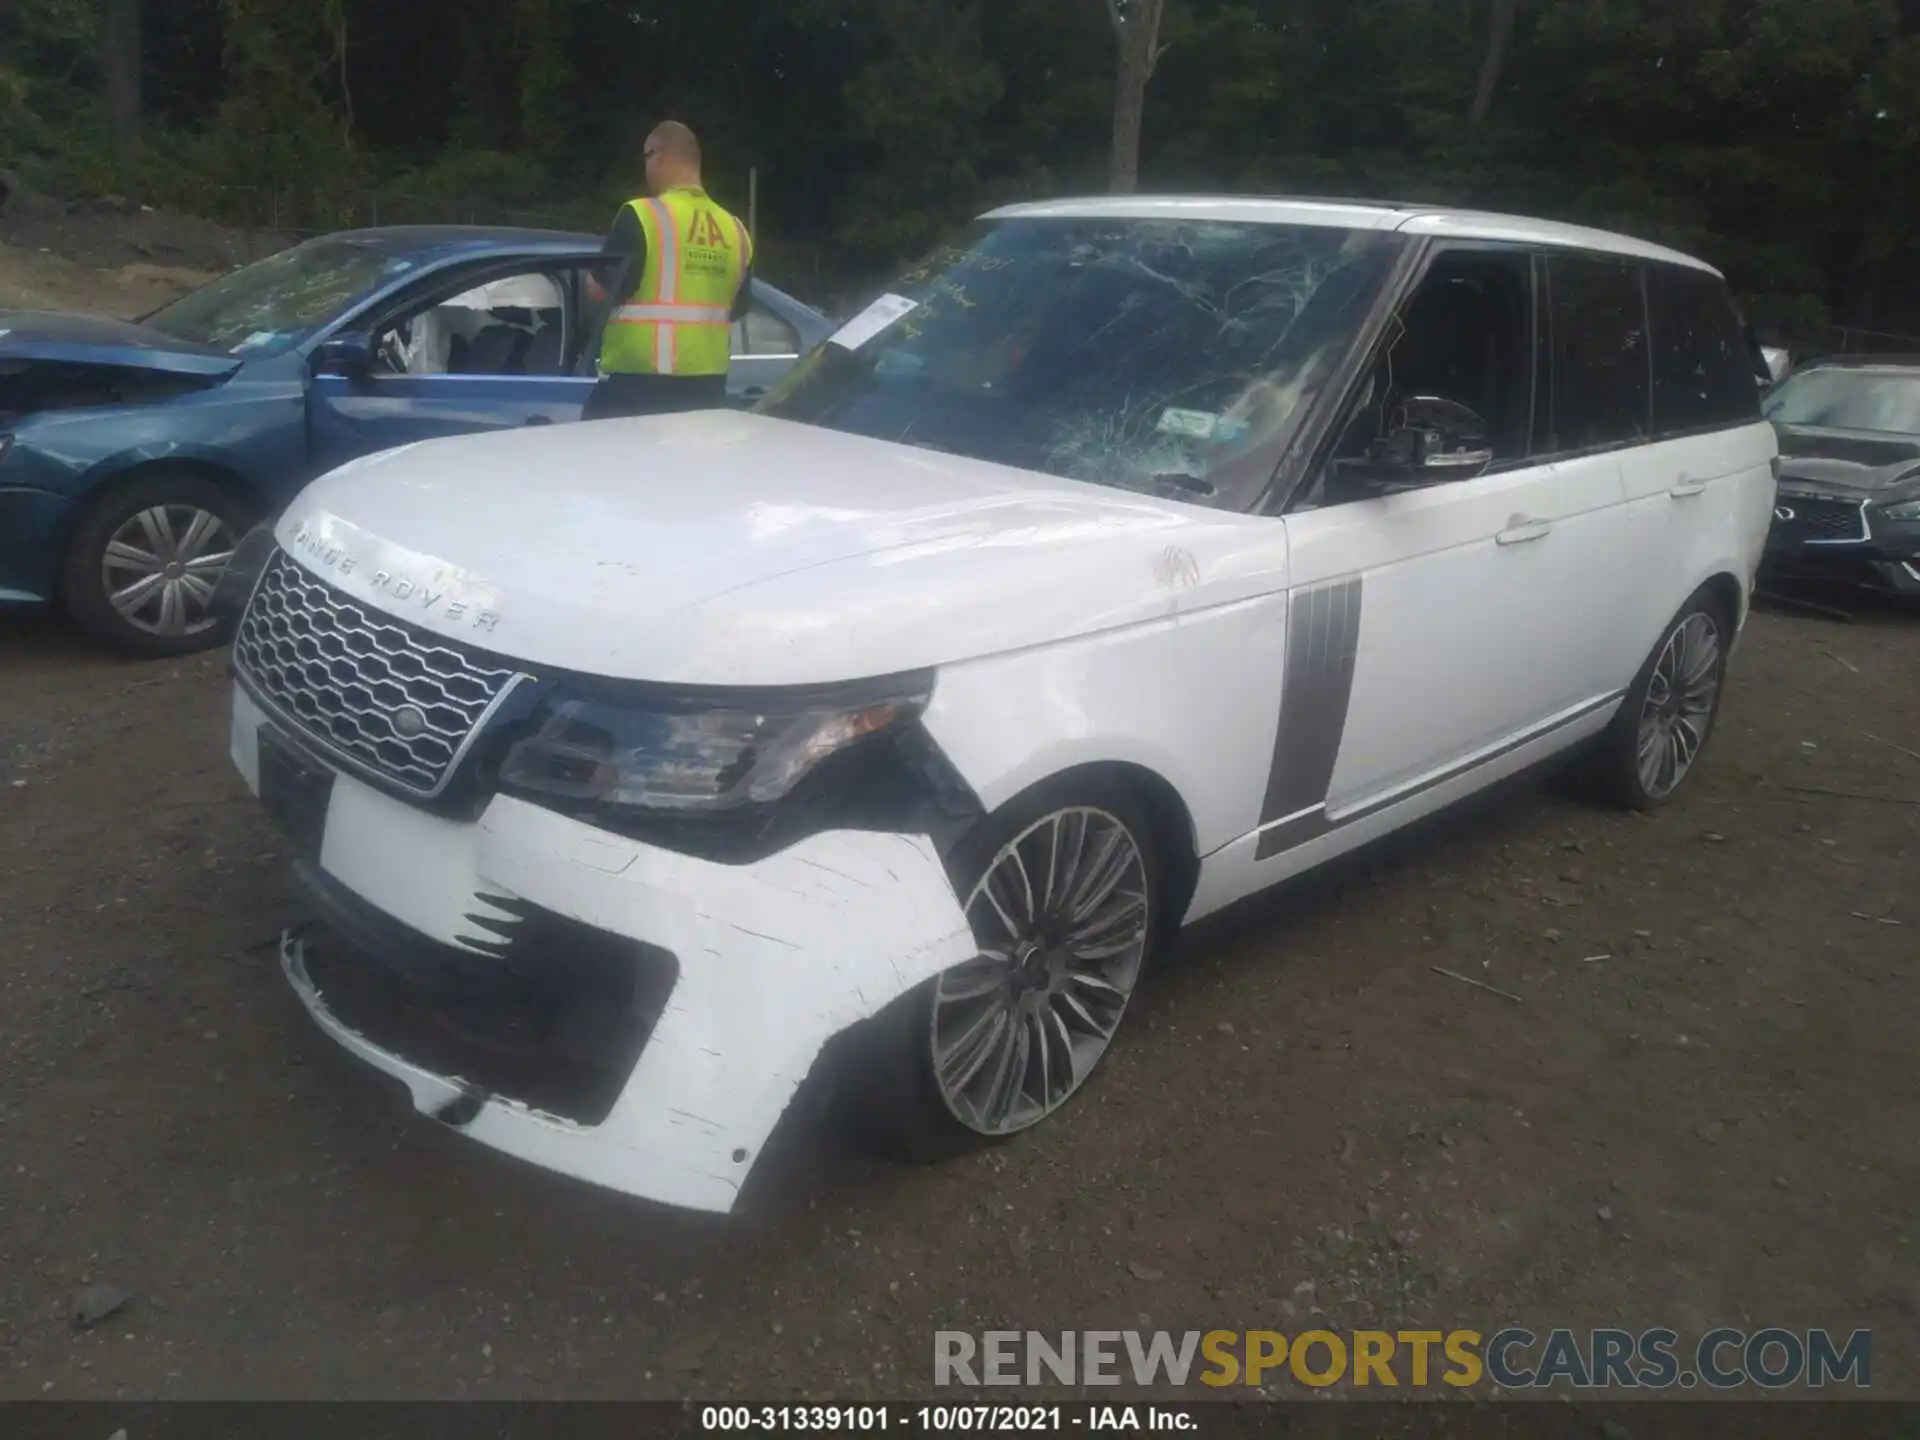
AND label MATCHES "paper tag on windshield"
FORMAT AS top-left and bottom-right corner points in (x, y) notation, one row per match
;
(829, 293), (919, 352)
(1157, 407), (1220, 440)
